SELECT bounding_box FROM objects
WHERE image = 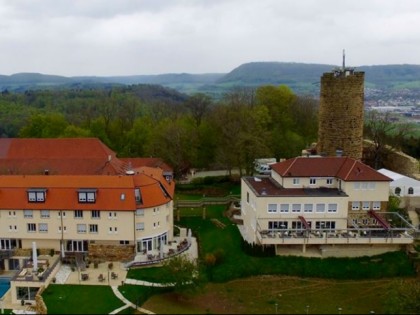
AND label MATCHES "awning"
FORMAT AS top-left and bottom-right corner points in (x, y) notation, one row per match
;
(298, 216), (311, 229)
(368, 210), (390, 230)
